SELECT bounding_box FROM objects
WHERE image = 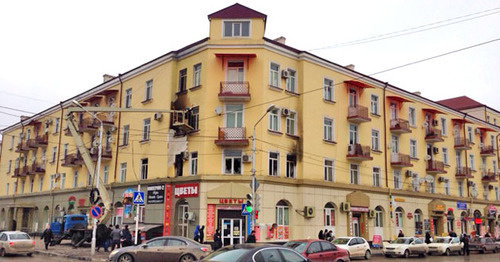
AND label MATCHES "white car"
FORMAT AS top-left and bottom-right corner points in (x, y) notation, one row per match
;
(382, 237), (428, 258)
(427, 237), (463, 256)
(332, 237), (371, 259)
